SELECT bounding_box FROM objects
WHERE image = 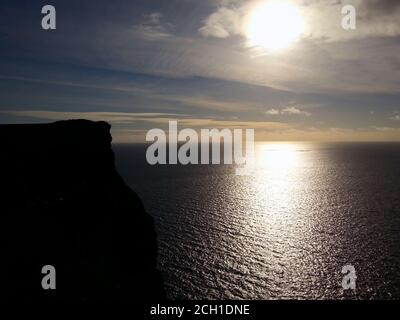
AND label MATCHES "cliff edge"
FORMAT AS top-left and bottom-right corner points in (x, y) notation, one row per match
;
(0, 120), (164, 299)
